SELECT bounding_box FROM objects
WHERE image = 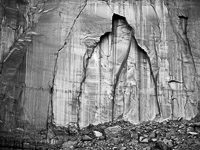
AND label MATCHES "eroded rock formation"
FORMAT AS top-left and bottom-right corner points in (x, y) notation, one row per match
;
(0, 0), (200, 130)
